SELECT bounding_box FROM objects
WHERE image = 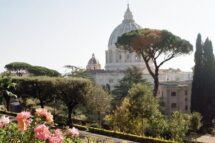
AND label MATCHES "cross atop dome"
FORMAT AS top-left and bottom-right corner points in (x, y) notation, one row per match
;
(124, 4), (134, 22)
(108, 4), (141, 48)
